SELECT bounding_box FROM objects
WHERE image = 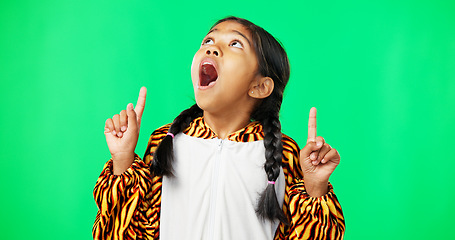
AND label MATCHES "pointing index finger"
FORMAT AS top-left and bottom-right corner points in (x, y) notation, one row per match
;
(135, 86), (147, 127)
(307, 107), (317, 142)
